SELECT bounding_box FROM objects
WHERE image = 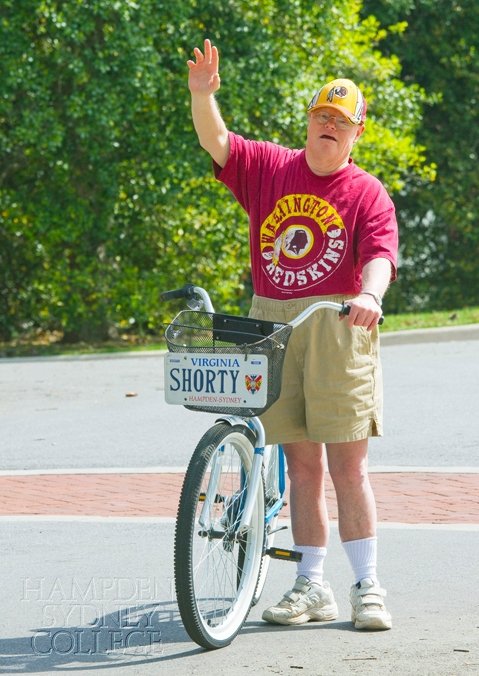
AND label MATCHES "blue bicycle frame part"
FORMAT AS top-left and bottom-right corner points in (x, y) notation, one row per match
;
(264, 445), (286, 525)
(278, 445), (286, 496)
